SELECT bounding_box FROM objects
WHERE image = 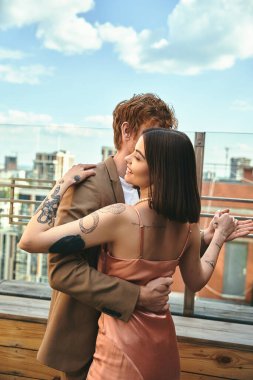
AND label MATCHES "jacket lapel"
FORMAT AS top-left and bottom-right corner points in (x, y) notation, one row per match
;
(104, 156), (125, 203)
